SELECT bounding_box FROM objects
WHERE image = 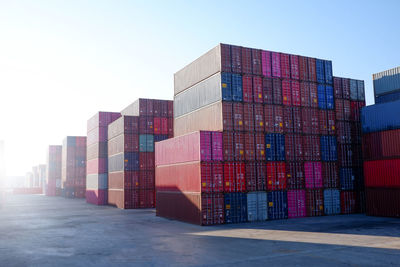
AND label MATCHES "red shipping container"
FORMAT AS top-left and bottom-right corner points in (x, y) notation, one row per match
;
(253, 76), (263, 103)
(153, 100), (161, 117)
(222, 102), (233, 131)
(234, 132), (245, 161)
(273, 78), (282, 105)
(280, 53), (291, 79)
(139, 152), (155, 171)
(236, 163), (246, 192)
(300, 82), (310, 107)
(303, 135), (321, 161)
(365, 188), (400, 218)
(291, 80), (301, 106)
(306, 189), (324, 216)
(283, 106), (294, 133)
(327, 110), (336, 135)
(335, 99), (344, 121)
(154, 117), (161, 135)
(140, 171), (155, 190)
(244, 133), (255, 161)
(139, 116), (154, 134)
(307, 58), (317, 82)
(381, 129), (400, 158)
(223, 132), (234, 161)
(231, 45), (242, 74)
(343, 100), (351, 121)
(286, 162), (305, 190)
(342, 78), (351, 99)
(350, 101), (365, 122)
(242, 47), (252, 74)
(220, 44), (231, 72)
(272, 52), (281, 77)
(264, 105), (274, 132)
(213, 163), (224, 193)
(245, 162), (257, 191)
(267, 162), (286, 191)
(261, 50), (272, 77)
(282, 80), (292, 106)
(262, 77), (273, 104)
(337, 144), (353, 167)
(255, 133), (265, 161)
(333, 77), (343, 99)
(233, 103), (244, 131)
(161, 118), (168, 135)
(322, 162), (339, 188)
(290, 55), (299, 80)
(292, 107), (302, 133)
(362, 132), (382, 160)
(341, 191), (357, 214)
(302, 108), (312, 134)
(337, 121), (352, 144)
(255, 162), (267, 191)
(298, 56), (308, 81)
(124, 134), (139, 152)
(364, 159), (400, 188)
(167, 101), (173, 118)
(243, 103), (255, 132)
(243, 75), (253, 103)
(319, 110), (328, 135)
(252, 49), (262, 76)
(274, 105), (284, 133)
(224, 163), (235, 192)
(167, 118), (173, 138)
(254, 104), (264, 132)
(309, 83), (318, 108)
